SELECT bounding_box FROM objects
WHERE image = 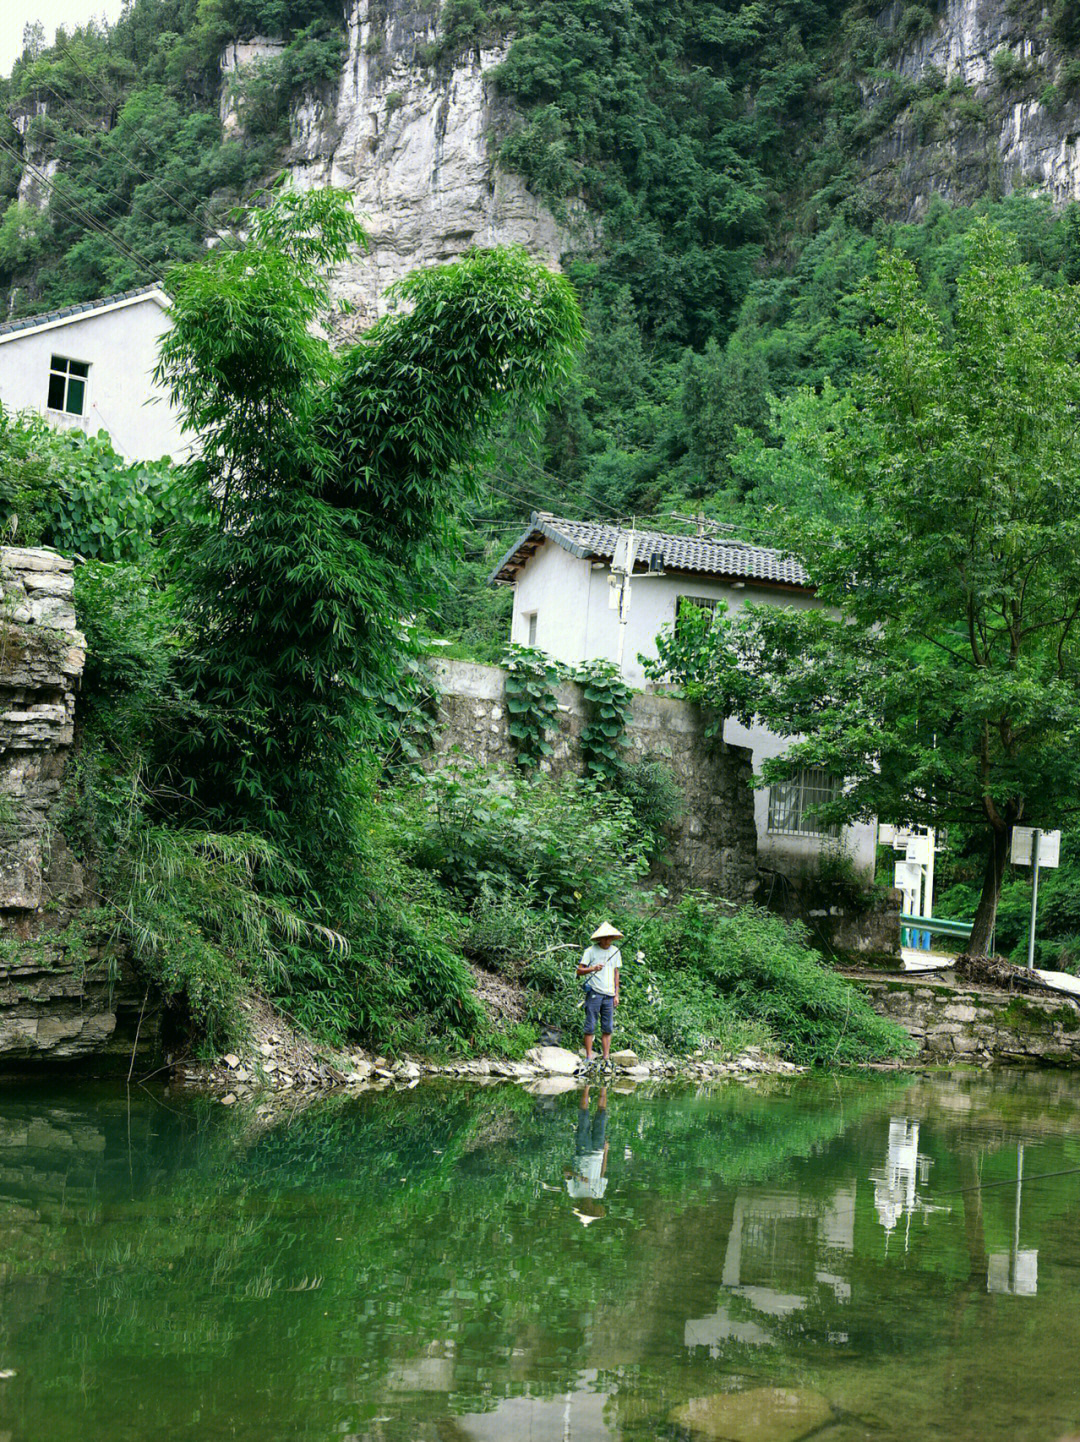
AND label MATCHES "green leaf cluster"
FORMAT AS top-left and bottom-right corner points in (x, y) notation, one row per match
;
(502, 643), (564, 768)
(575, 657), (632, 782)
(0, 407), (194, 561)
